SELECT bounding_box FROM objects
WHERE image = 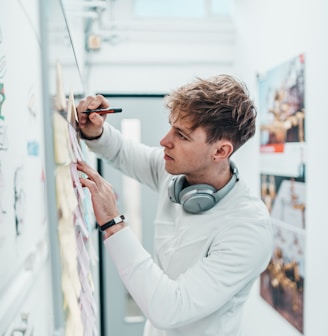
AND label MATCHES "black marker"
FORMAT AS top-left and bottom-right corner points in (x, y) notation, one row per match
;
(82, 107), (122, 115)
